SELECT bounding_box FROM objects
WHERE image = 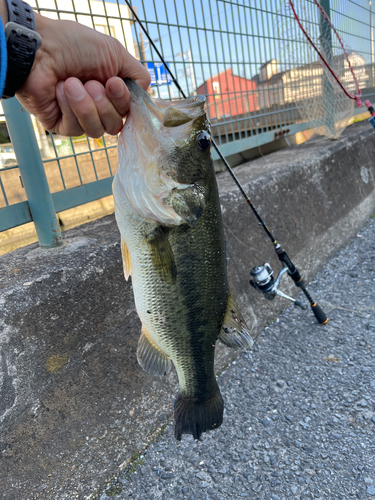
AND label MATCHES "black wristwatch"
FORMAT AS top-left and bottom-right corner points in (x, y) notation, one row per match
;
(2, 0), (42, 99)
